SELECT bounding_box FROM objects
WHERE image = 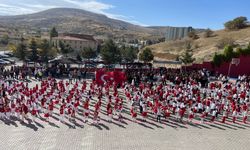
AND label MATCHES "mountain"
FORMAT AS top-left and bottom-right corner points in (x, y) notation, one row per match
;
(0, 8), (163, 39)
